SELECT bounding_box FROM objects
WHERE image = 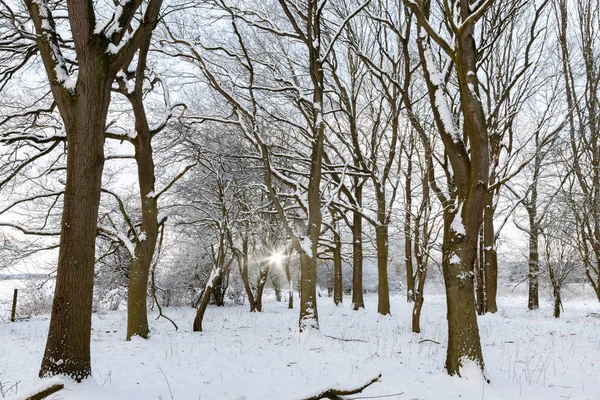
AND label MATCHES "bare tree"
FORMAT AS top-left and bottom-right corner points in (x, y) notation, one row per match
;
(0, 0), (165, 380)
